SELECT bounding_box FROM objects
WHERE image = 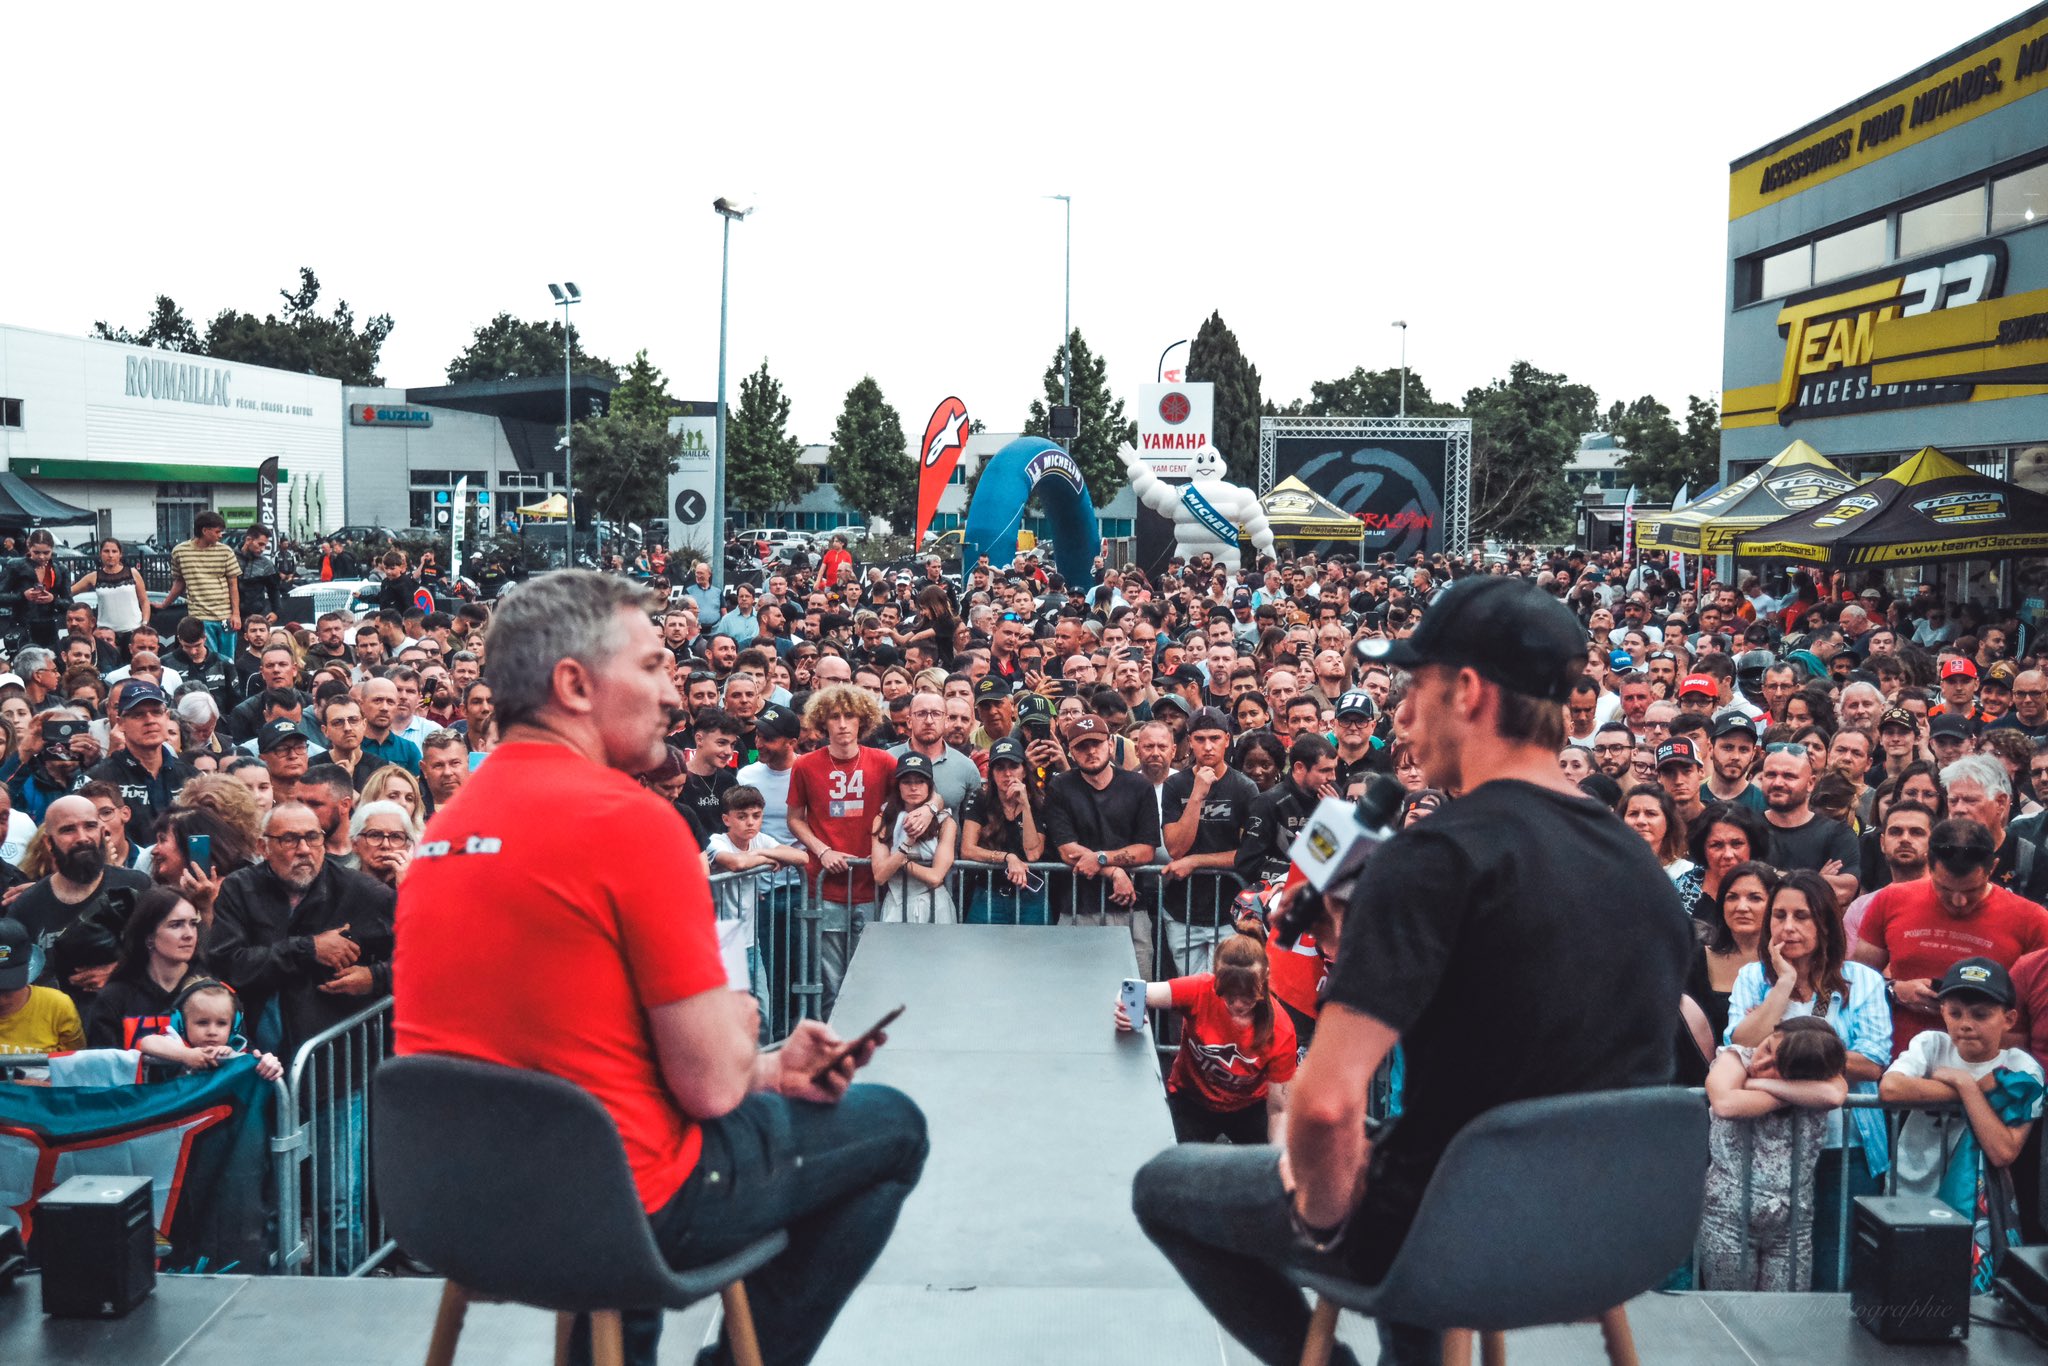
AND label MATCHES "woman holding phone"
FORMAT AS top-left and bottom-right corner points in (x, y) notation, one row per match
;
(1113, 915), (1296, 1145)
(960, 738), (1050, 925)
